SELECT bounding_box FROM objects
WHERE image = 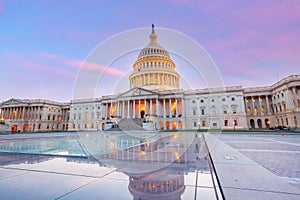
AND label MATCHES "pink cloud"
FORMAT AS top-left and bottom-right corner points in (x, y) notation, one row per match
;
(36, 51), (126, 76)
(20, 60), (72, 77)
(65, 60), (126, 76)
